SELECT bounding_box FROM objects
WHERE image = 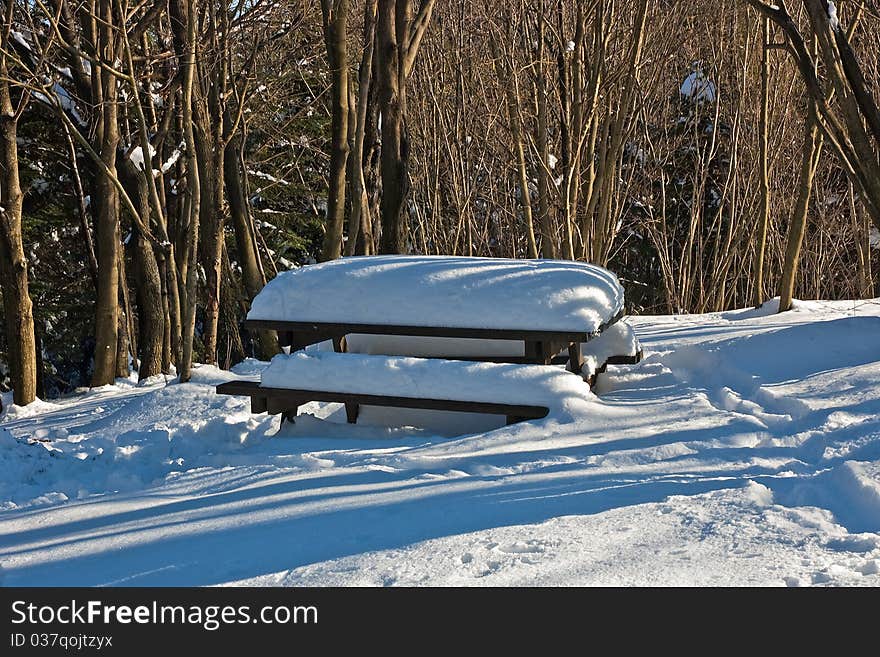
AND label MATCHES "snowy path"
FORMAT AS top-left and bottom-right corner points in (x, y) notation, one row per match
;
(1, 300), (879, 586)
